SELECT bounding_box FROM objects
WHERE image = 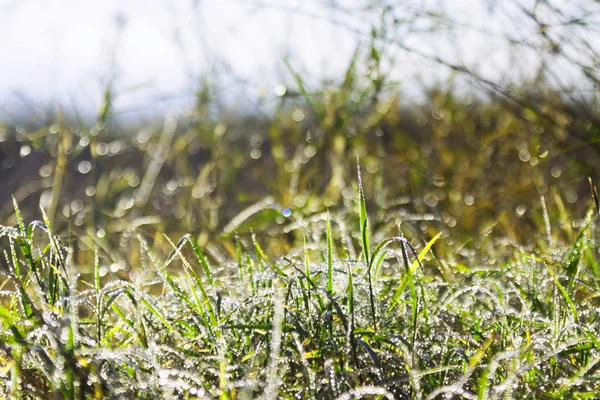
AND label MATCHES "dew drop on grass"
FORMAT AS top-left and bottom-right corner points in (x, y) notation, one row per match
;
(366, 161), (379, 173)
(530, 156), (539, 166)
(71, 199), (83, 213)
(433, 174), (445, 186)
(20, 145), (31, 157)
(566, 190), (578, 203)
(39, 164), (52, 177)
(424, 192), (438, 207)
(77, 160), (92, 174)
(250, 148), (262, 159)
(519, 149), (531, 162)
(292, 109), (305, 122)
(96, 142), (109, 156)
(274, 83), (287, 97)
(128, 175), (140, 187)
(165, 180), (178, 193)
